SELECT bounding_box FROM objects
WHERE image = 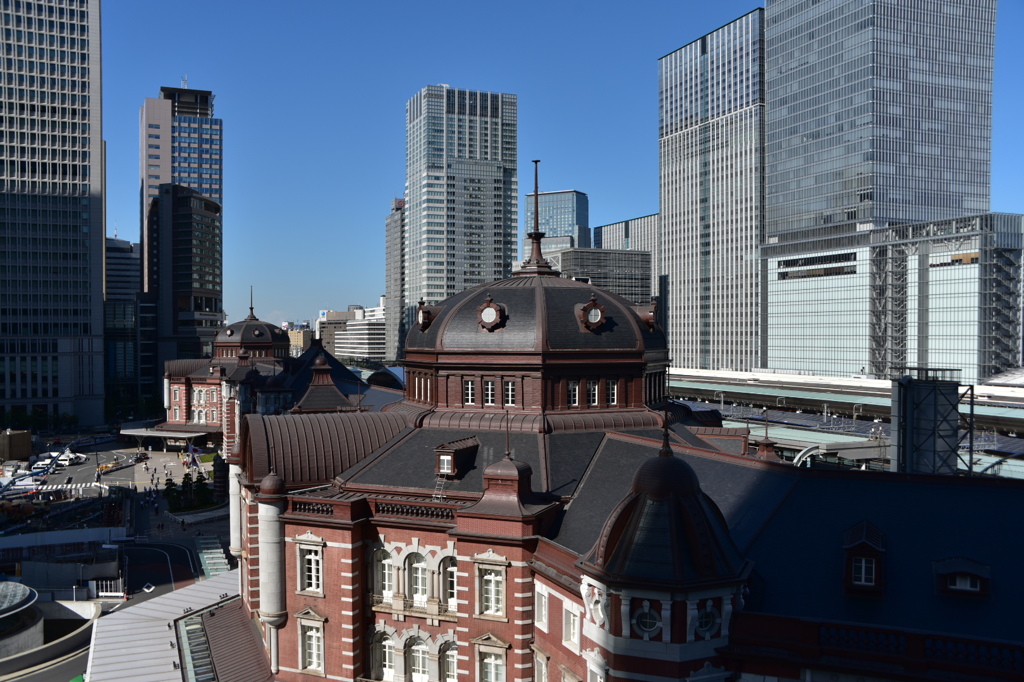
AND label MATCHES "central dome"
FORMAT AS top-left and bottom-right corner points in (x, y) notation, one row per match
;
(406, 274), (666, 355)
